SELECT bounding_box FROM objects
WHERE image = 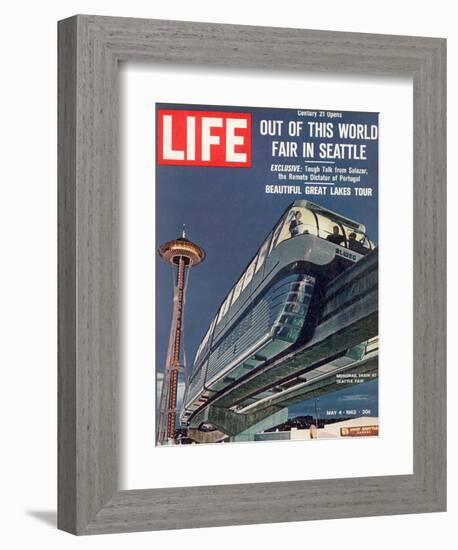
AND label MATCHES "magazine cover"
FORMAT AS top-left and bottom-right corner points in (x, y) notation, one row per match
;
(155, 103), (378, 445)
